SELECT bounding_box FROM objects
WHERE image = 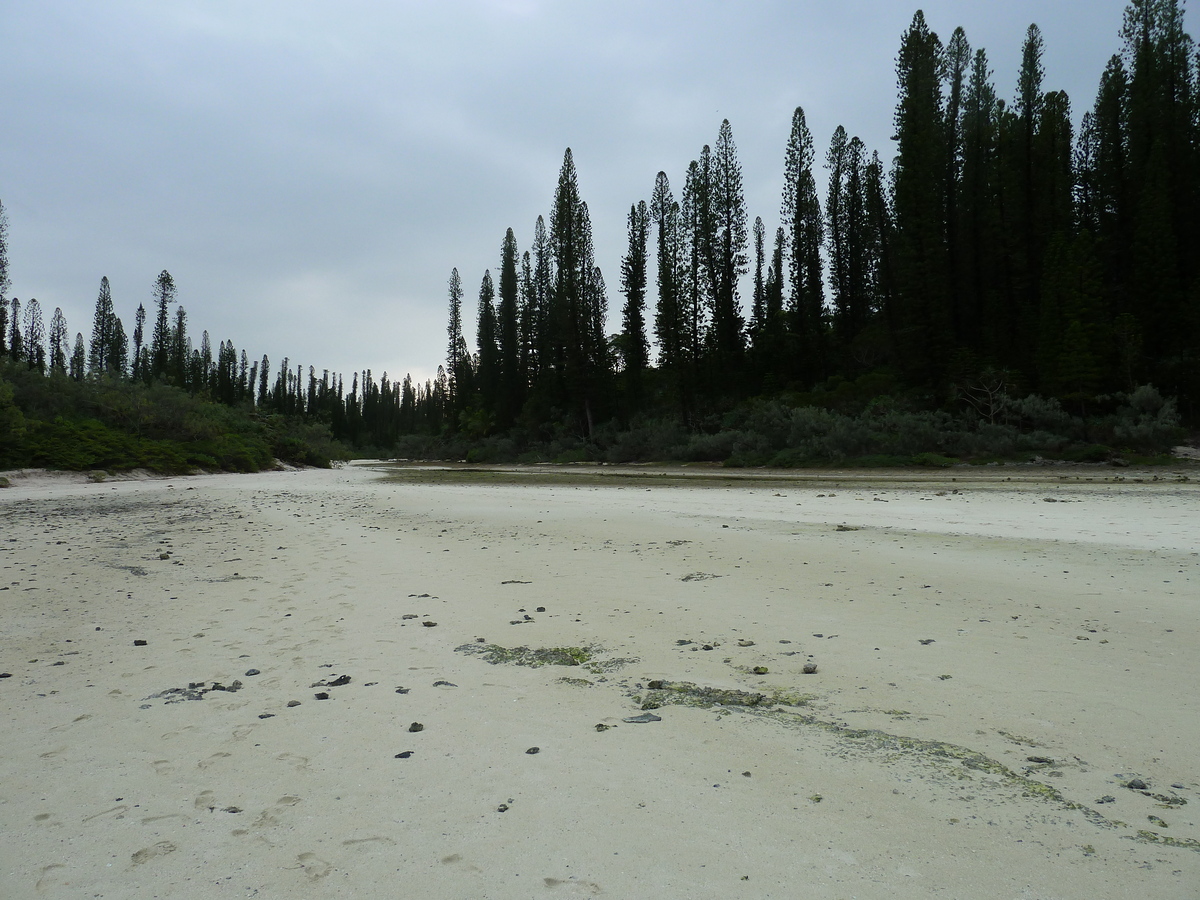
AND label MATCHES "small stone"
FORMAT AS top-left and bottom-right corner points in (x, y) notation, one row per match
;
(394, 687), (410, 694)
(752, 666), (769, 675)
(702, 644), (713, 651)
(919, 639), (935, 645)
(594, 723), (612, 732)
(647, 680), (665, 690)
(257, 713), (275, 719)
(395, 751), (413, 759)
(314, 692), (330, 700)
(742, 771), (752, 777)
(408, 722), (424, 733)
(0, 673), (11, 678)
(433, 680), (457, 688)
(245, 669), (261, 676)
(286, 700), (301, 707)
(1096, 795), (1116, 804)
(536, 607), (546, 613)
(622, 713), (662, 724)
(802, 663), (818, 674)
(402, 614), (418, 620)
(525, 746), (540, 755)
(1127, 778), (1148, 790)
(328, 675), (351, 687)
(737, 640), (755, 647)
(497, 803), (509, 813)
(422, 621), (438, 627)
(1026, 756), (1054, 764)
(134, 640), (148, 646)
